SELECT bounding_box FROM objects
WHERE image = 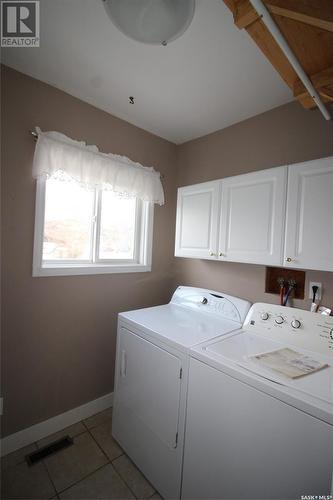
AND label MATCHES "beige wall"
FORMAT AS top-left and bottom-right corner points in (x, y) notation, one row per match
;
(175, 101), (333, 310)
(2, 66), (333, 439)
(1, 66), (178, 437)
